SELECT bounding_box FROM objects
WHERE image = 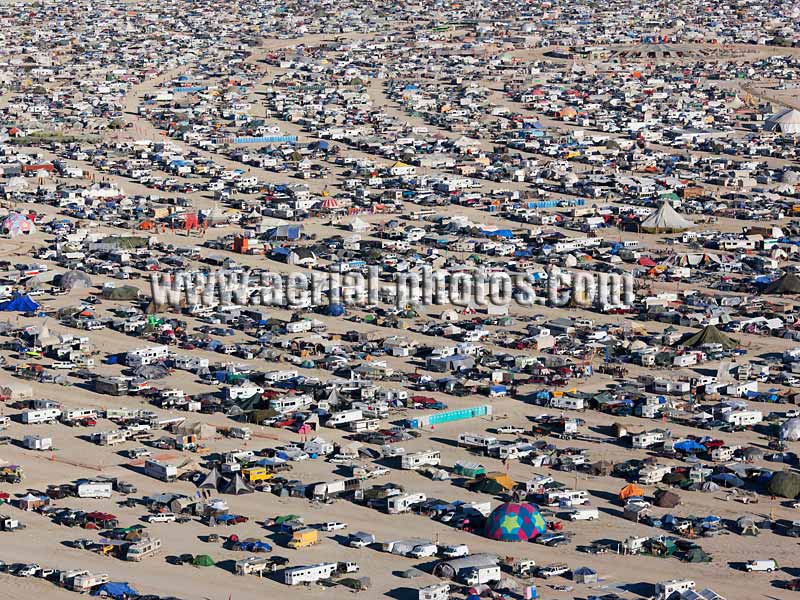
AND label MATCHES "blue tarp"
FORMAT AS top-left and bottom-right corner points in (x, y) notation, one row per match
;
(91, 582), (138, 598)
(674, 440), (706, 453)
(0, 294), (39, 312)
